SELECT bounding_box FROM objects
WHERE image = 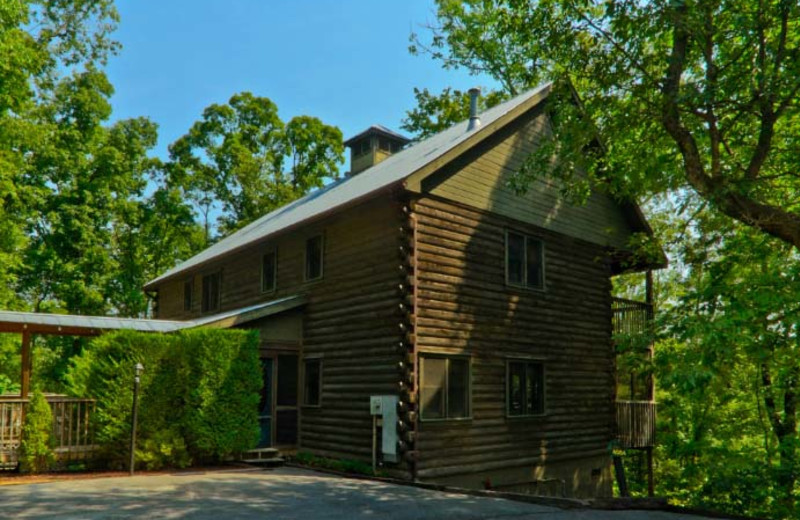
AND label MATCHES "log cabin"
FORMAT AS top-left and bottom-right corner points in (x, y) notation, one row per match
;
(142, 82), (662, 498)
